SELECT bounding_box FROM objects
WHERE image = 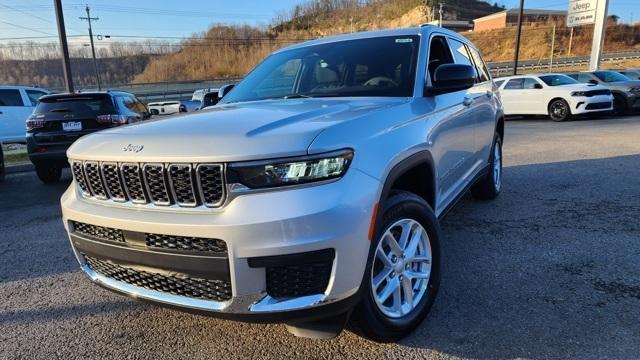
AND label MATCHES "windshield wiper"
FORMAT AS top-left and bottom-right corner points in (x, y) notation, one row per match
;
(50, 108), (72, 112)
(282, 94), (313, 99)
